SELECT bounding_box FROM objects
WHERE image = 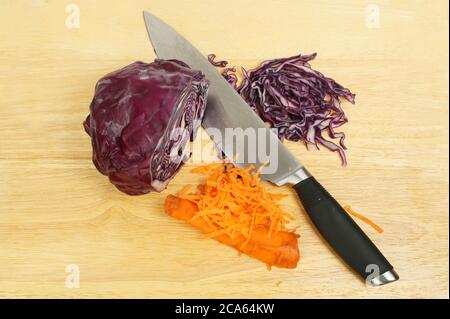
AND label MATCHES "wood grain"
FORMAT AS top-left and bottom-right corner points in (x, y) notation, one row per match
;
(0, 0), (448, 298)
